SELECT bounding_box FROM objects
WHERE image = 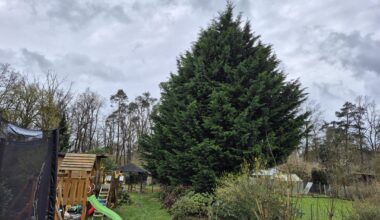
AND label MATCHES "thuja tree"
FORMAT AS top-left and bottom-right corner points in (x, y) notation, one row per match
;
(141, 4), (308, 192)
